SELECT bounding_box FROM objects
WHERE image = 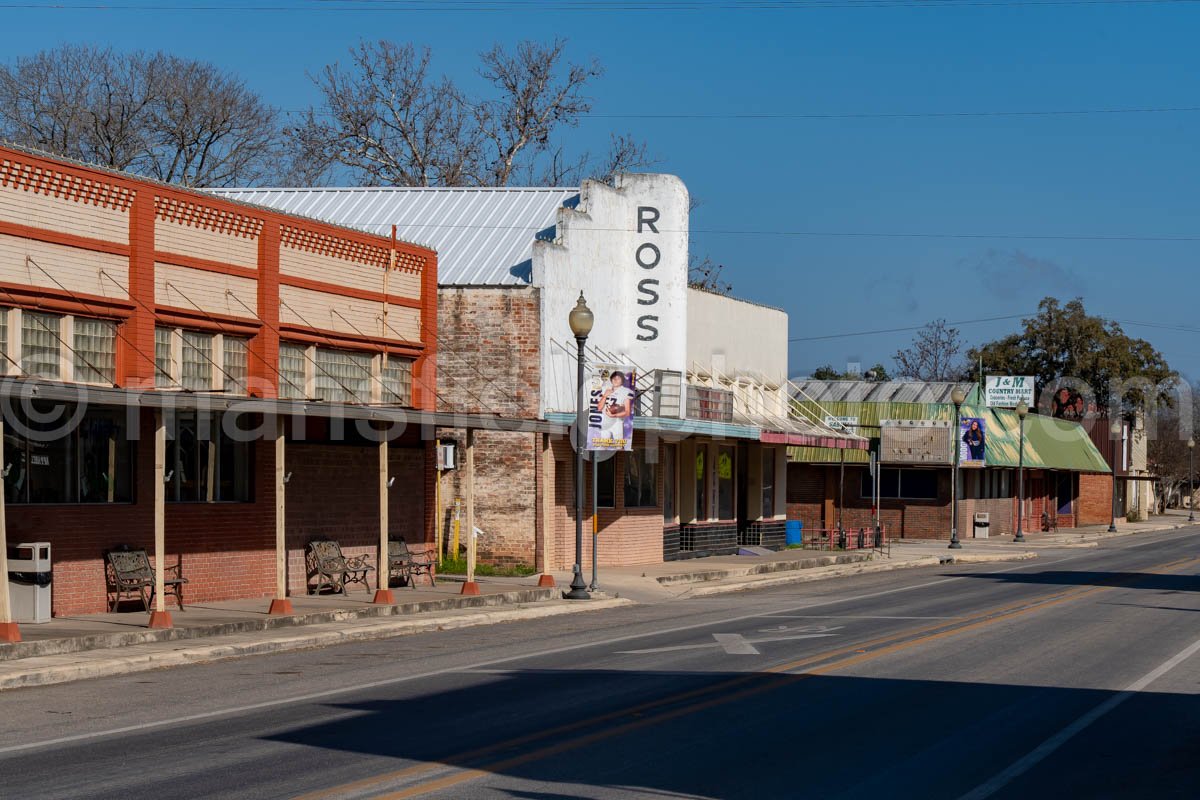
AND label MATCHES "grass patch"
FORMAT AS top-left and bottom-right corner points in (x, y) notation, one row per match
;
(435, 557), (538, 578)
